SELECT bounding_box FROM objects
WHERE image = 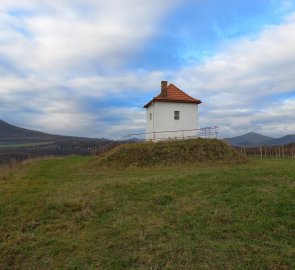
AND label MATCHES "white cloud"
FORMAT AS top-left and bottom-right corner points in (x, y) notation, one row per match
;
(200, 98), (295, 138)
(0, 1), (295, 139)
(0, 0), (179, 137)
(66, 71), (165, 98)
(173, 14), (295, 137)
(0, 0), (179, 74)
(98, 107), (146, 138)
